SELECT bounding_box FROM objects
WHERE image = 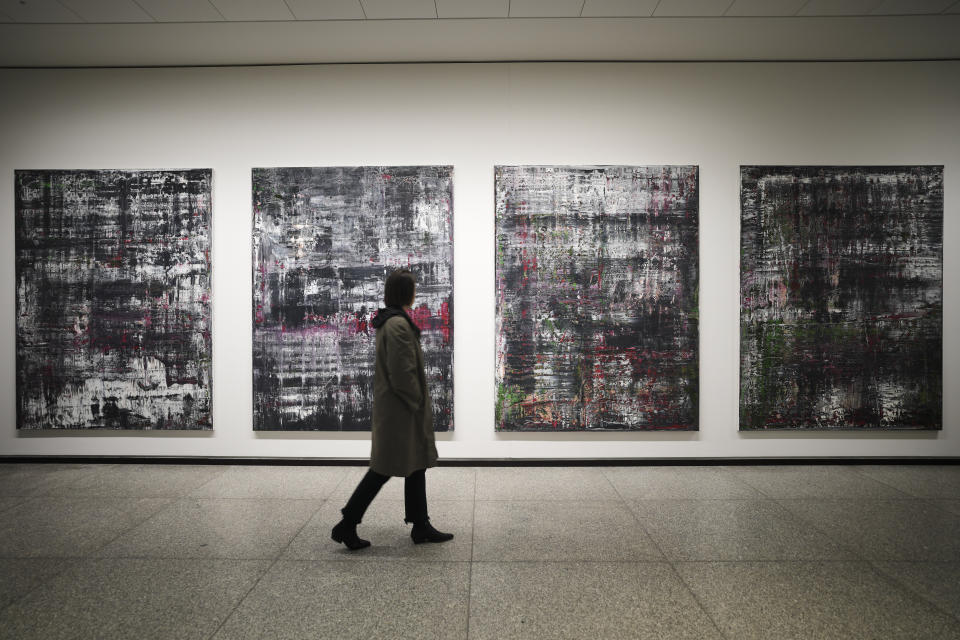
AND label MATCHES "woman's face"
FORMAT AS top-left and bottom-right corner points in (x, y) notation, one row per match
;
(408, 285), (416, 308)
